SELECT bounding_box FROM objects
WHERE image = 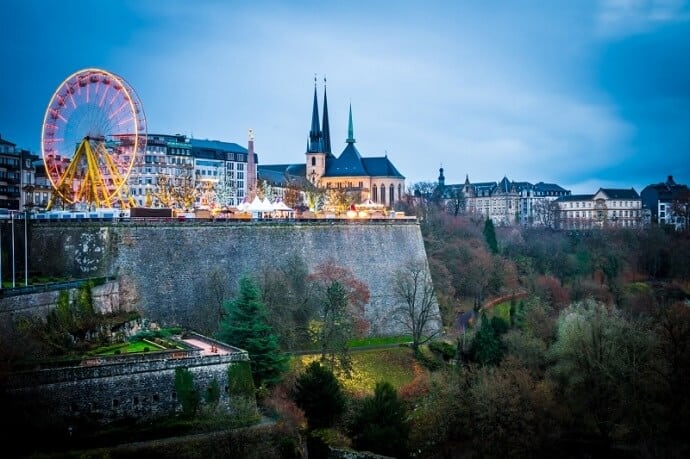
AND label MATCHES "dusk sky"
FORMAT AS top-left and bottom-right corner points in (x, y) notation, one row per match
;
(1, 0), (688, 194)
